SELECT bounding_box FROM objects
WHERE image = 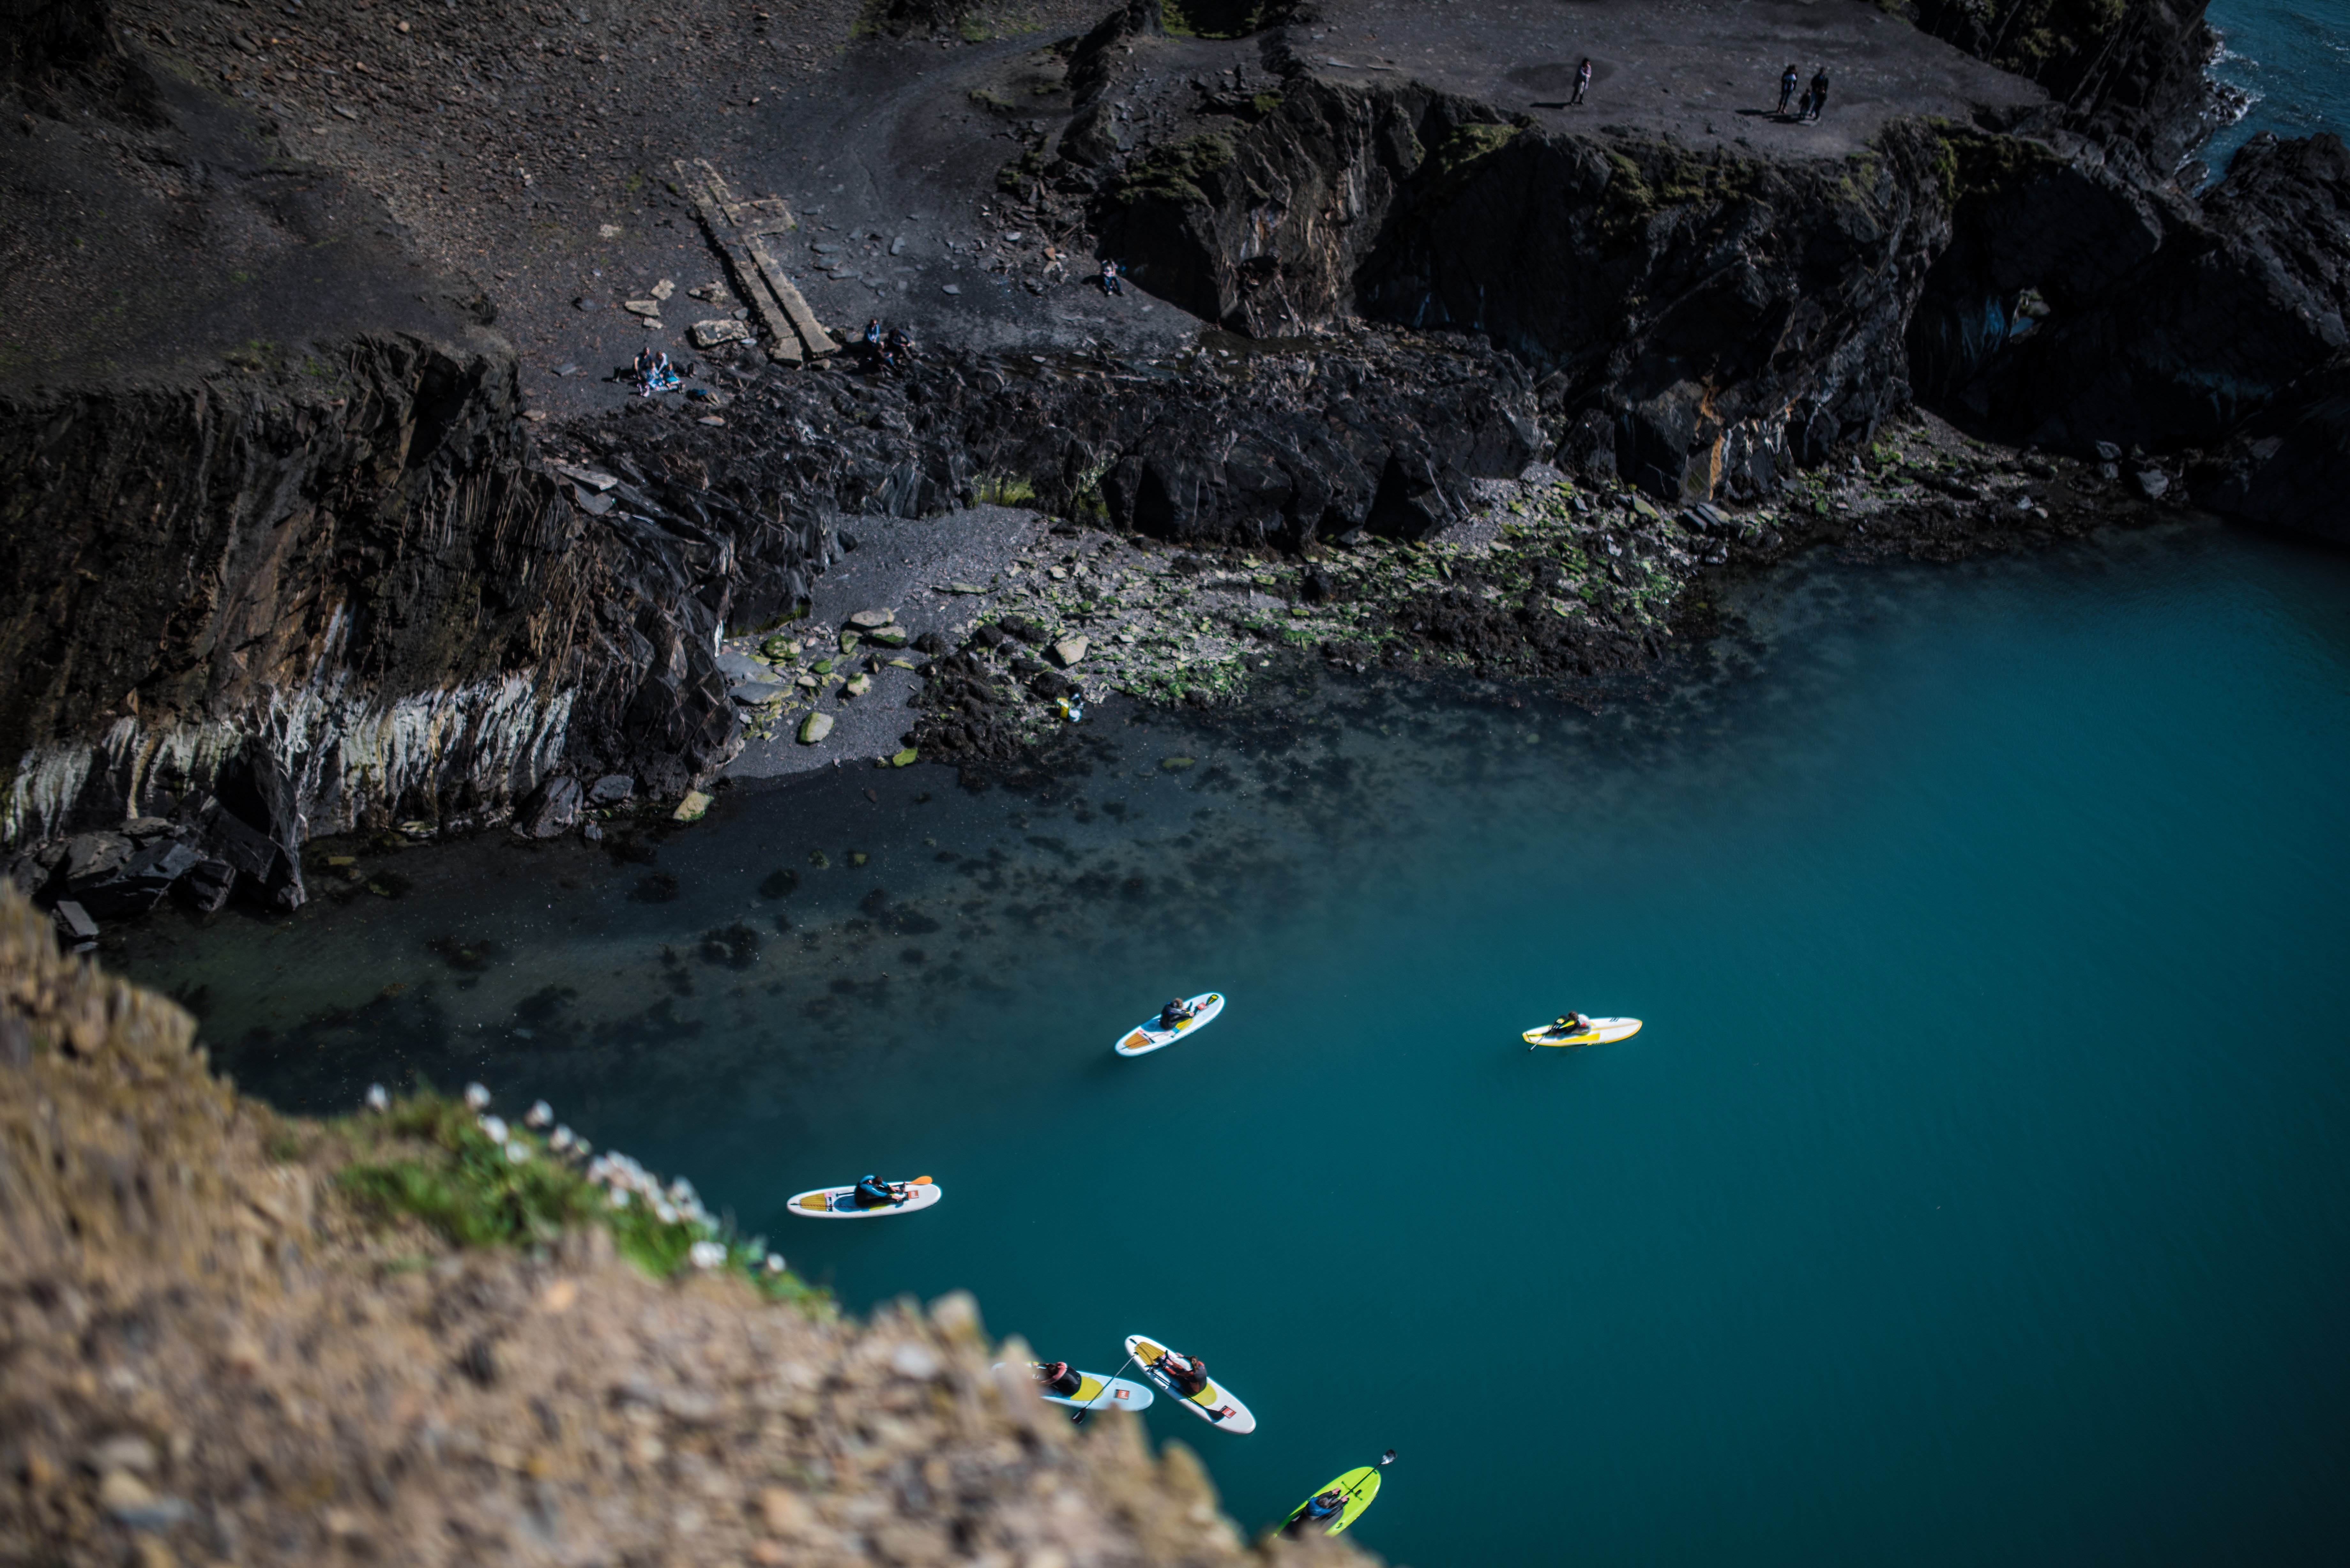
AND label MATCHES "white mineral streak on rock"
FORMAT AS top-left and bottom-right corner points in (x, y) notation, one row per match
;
(5, 670), (578, 847)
